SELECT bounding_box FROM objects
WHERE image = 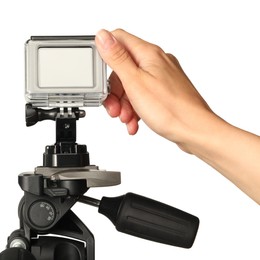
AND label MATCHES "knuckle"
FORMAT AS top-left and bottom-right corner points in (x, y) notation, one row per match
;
(112, 28), (125, 34)
(148, 44), (165, 57)
(168, 53), (179, 63)
(166, 53), (181, 67)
